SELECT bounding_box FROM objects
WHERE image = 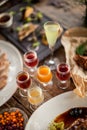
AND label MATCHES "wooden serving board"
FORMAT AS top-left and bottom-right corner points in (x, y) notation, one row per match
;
(0, 3), (63, 61)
